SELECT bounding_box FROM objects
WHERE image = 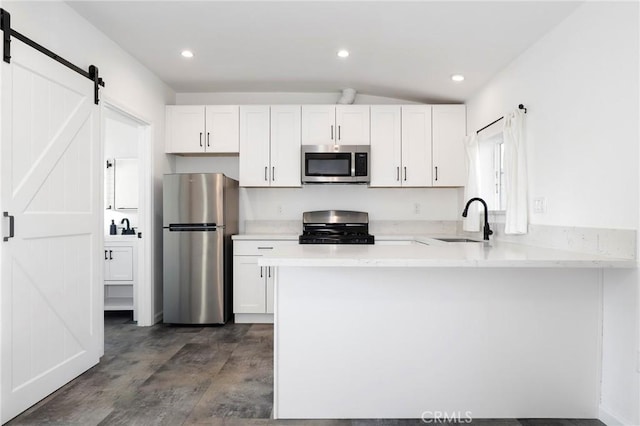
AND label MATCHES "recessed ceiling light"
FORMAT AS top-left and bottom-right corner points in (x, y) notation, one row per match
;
(451, 74), (465, 82)
(181, 50), (194, 59)
(337, 49), (350, 58)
